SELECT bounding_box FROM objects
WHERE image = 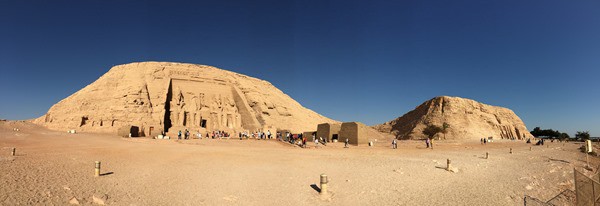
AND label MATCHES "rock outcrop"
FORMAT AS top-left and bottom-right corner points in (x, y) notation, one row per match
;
(34, 62), (337, 136)
(373, 96), (533, 140)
